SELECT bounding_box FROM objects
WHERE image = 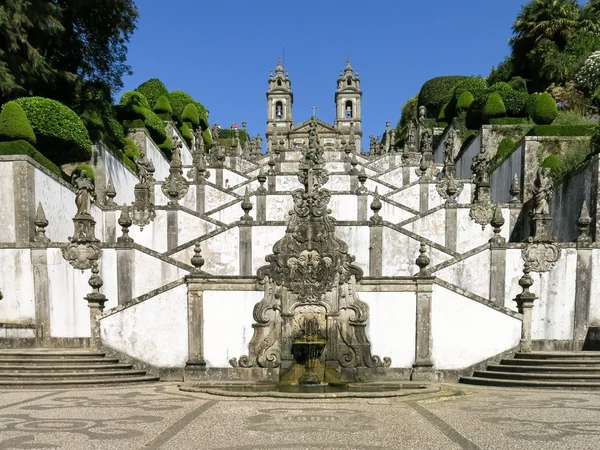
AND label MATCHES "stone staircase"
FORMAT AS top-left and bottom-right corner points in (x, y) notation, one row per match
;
(0, 349), (159, 388)
(461, 352), (600, 389)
